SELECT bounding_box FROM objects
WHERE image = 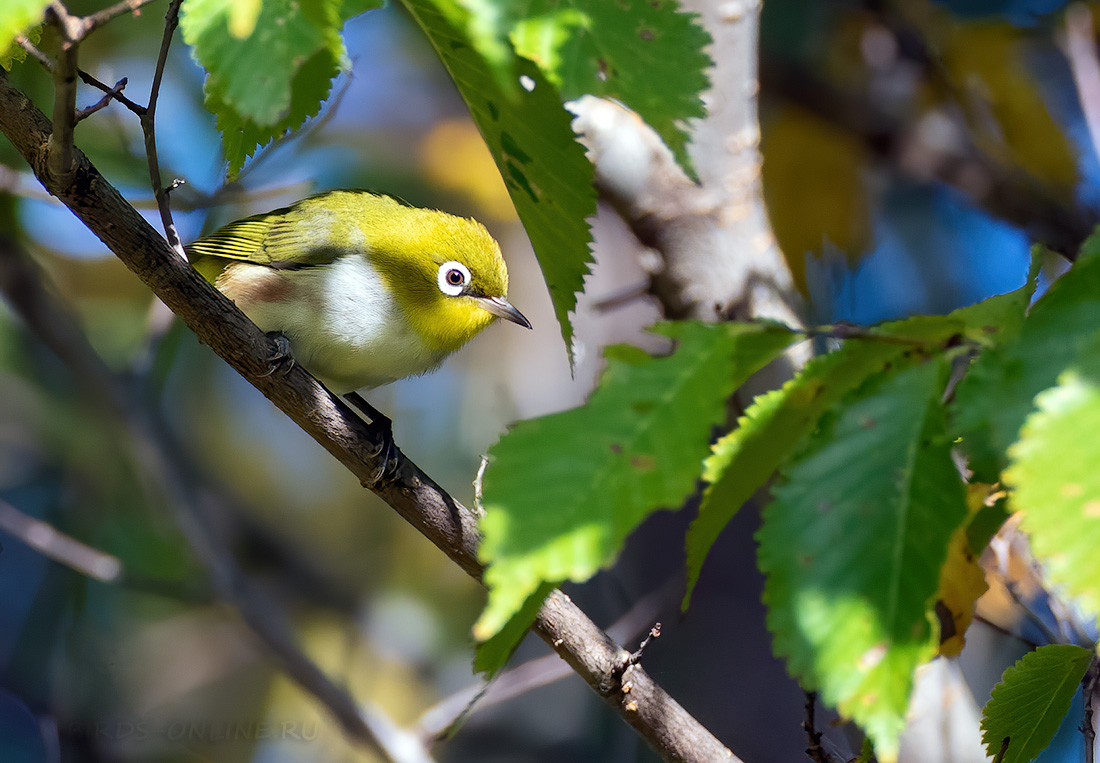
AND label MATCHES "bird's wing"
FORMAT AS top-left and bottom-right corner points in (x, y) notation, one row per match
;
(185, 202), (342, 270)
